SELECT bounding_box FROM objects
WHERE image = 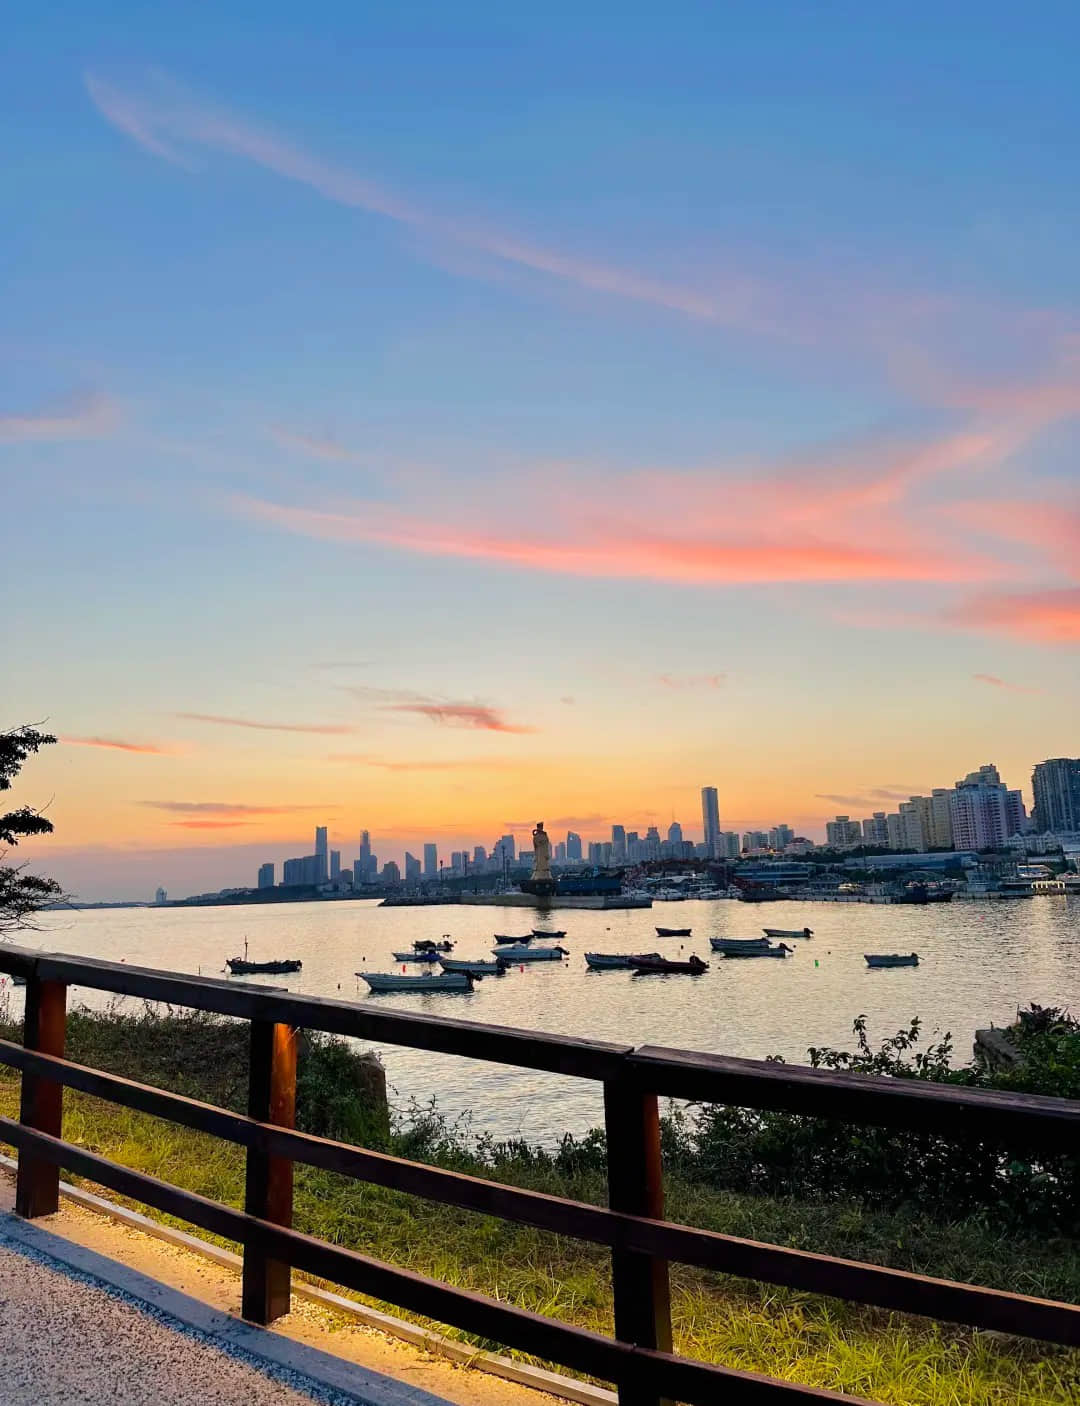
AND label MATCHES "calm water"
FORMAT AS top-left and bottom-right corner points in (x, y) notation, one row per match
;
(12, 896), (1080, 1141)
